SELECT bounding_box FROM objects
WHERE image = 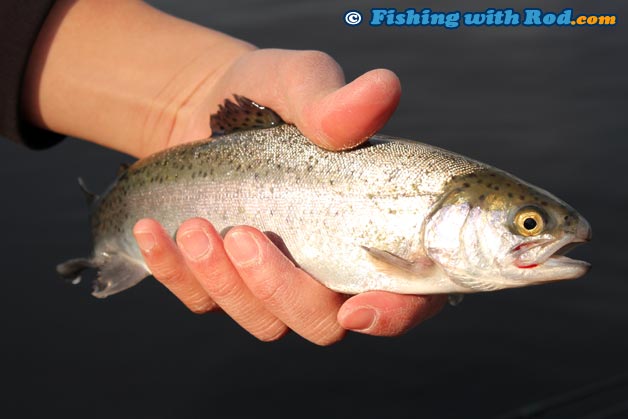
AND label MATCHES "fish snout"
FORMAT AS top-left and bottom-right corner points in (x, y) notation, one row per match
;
(576, 216), (592, 242)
